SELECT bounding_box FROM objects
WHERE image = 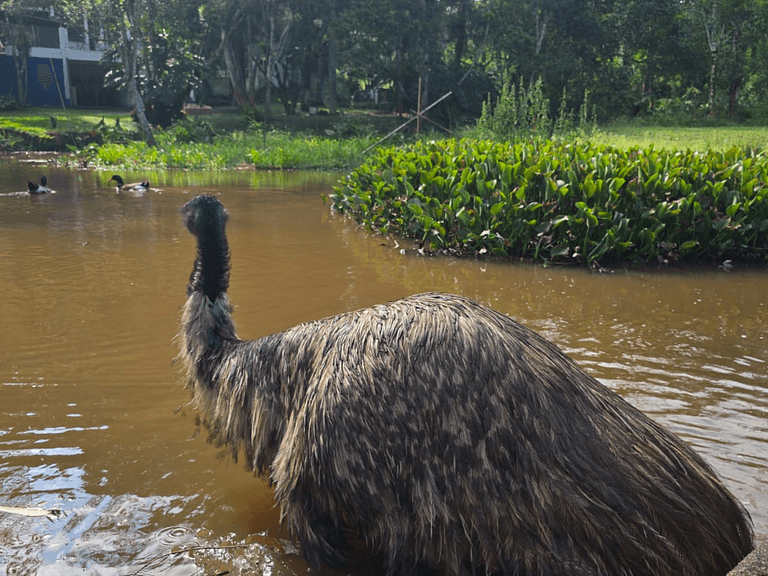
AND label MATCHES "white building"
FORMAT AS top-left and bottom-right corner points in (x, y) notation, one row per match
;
(0, 8), (123, 107)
